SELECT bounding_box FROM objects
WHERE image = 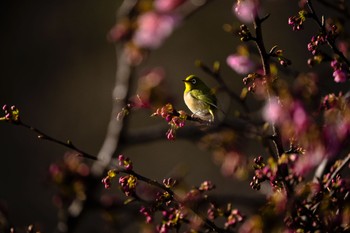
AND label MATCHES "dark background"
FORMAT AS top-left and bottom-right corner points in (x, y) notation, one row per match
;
(0, 1), (345, 232)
